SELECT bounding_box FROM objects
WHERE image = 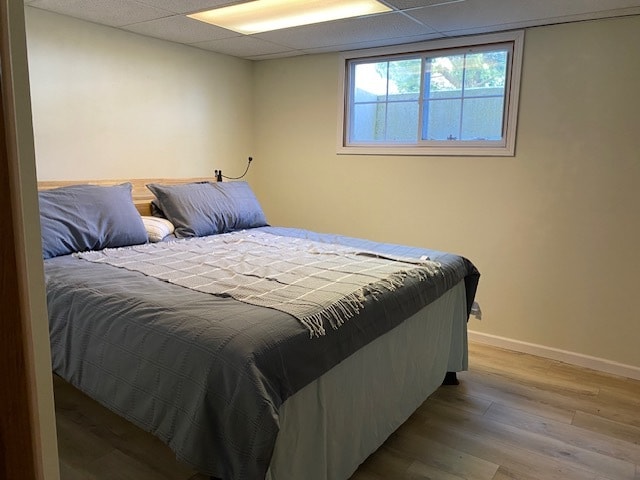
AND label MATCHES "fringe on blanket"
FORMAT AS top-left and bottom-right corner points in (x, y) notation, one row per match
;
(300, 266), (436, 337)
